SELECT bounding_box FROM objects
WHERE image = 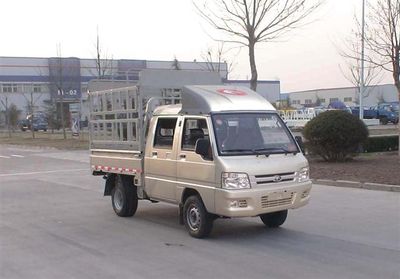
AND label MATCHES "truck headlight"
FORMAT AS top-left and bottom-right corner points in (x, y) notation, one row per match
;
(297, 167), (309, 182)
(222, 172), (251, 190)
